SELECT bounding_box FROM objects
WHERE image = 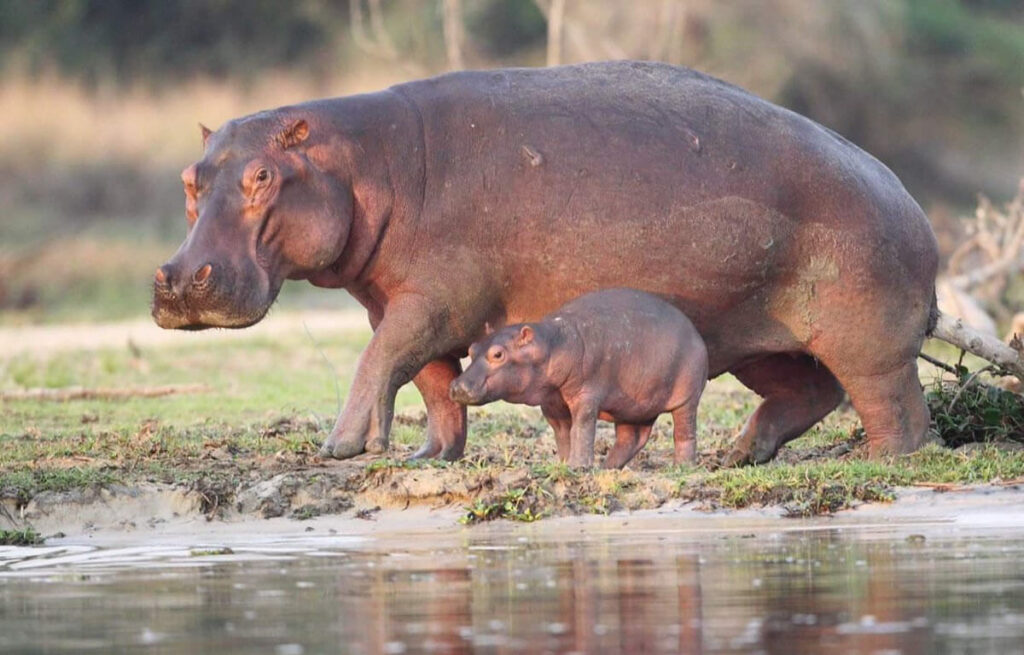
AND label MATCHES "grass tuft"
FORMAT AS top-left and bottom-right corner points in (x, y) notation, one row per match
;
(0, 527), (44, 546)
